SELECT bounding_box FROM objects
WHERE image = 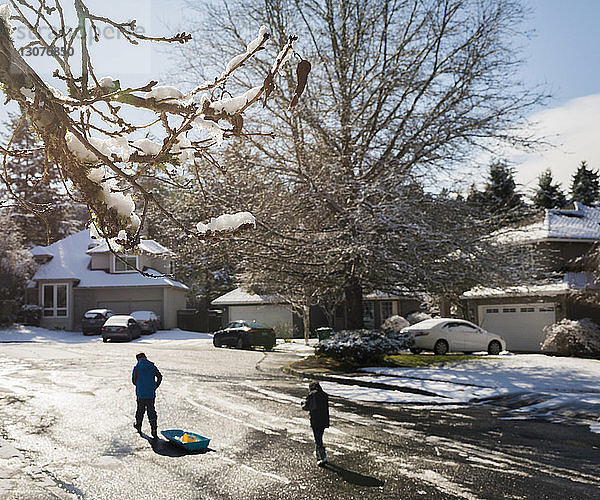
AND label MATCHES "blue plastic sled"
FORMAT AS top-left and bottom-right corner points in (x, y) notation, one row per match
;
(161, 429), (211, 451)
